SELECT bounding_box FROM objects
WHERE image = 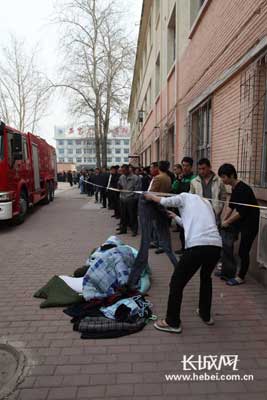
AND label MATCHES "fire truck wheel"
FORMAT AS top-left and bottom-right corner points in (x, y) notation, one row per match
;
(41, 182), (50, 205)
(49, 182), (54, 202)
(13, 191), (28, 225)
